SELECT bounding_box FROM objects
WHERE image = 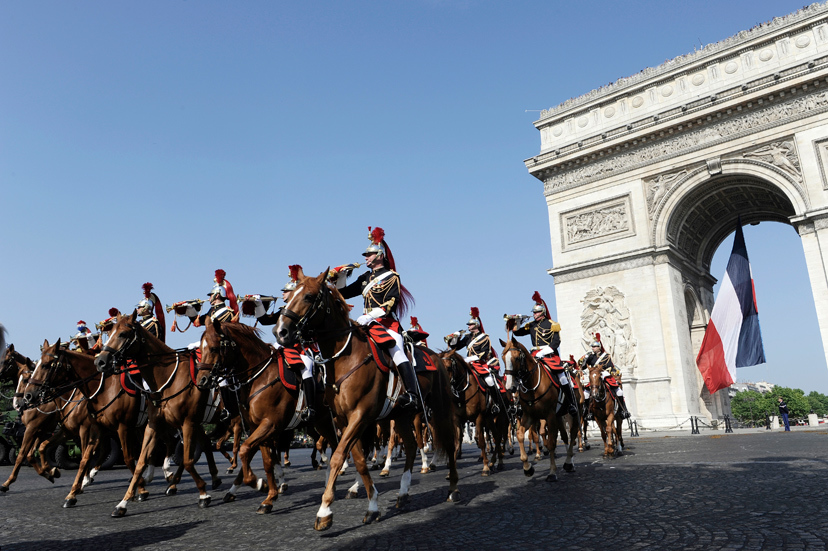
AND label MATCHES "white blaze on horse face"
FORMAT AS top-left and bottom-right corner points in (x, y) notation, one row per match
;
(21, 359), (43, 404)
